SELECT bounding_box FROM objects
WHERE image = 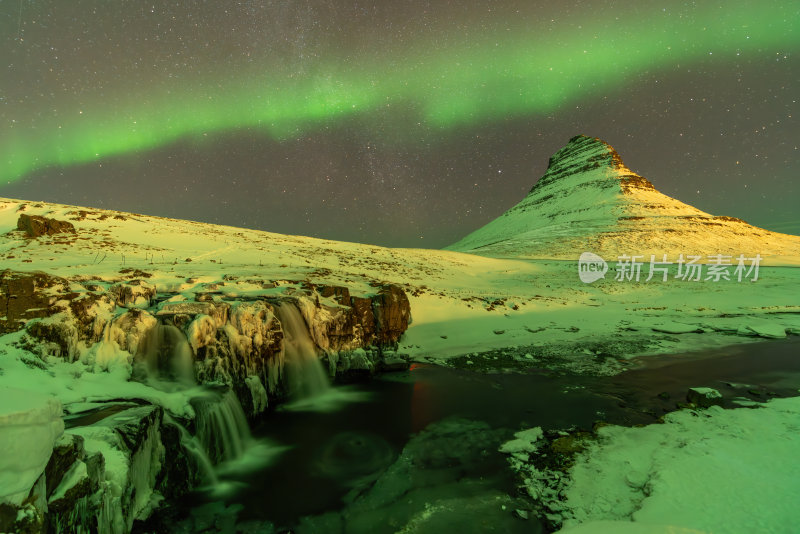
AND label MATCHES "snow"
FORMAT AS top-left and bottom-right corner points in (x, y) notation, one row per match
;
(510, 397), (800, 533)
(558, 520), (708, 534)
(0, 386), (64, 506)
(0, 191), (797, 526)
(49, 459), (88, 503)
(0, 331), (198, 419)
(741, 322), (788, 339)
(498, 427), (544, 458)
(446, 136), (800, 263)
